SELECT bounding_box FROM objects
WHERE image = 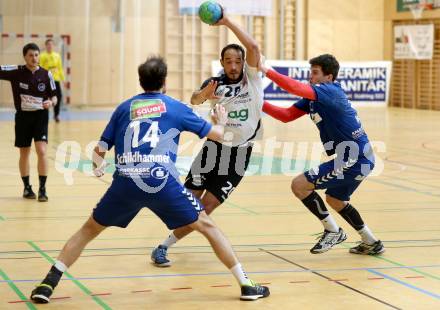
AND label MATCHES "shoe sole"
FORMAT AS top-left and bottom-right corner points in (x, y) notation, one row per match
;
(38, 197), (48, 202)
(240, 292), (270, 301)
(240, 295), (264, 301)
(151, 261), (171, 267)
(23, 195), (36, 199)
(350, 247), (386, 255)
(310, 233), (347, 254)
(31, 294), (50, 303)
